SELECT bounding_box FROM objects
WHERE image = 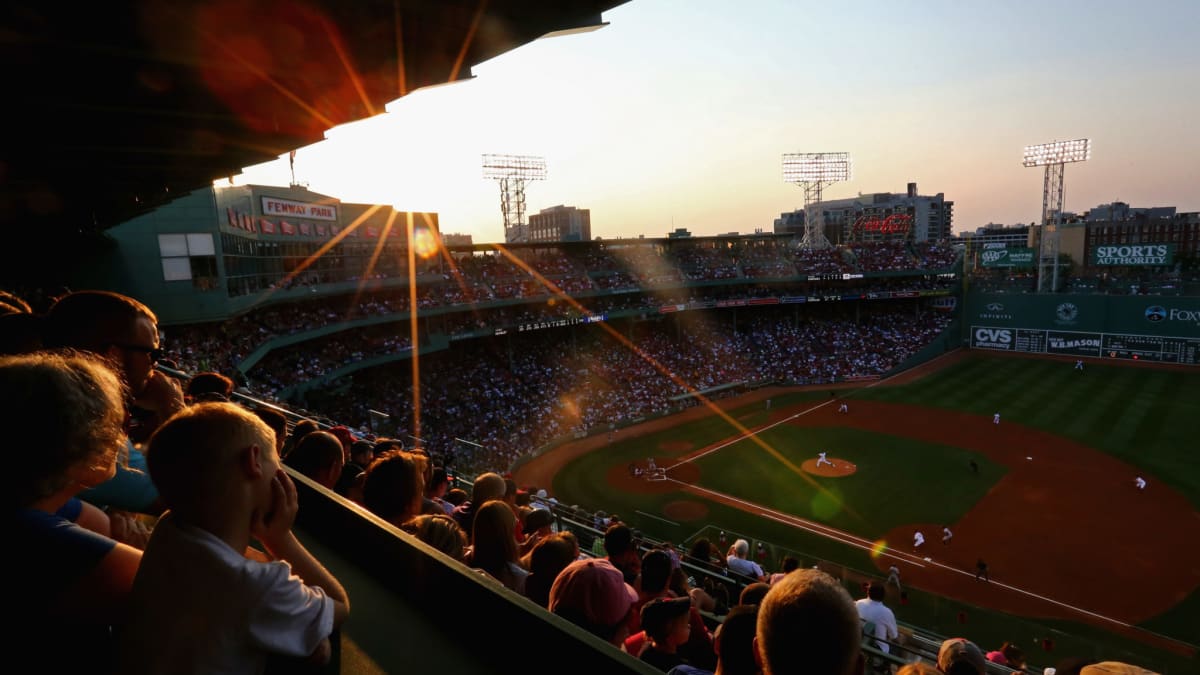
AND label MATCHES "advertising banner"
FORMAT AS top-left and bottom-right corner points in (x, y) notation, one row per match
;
(1090, 244), (1174, 266)
(980, 247), (1035, 268)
